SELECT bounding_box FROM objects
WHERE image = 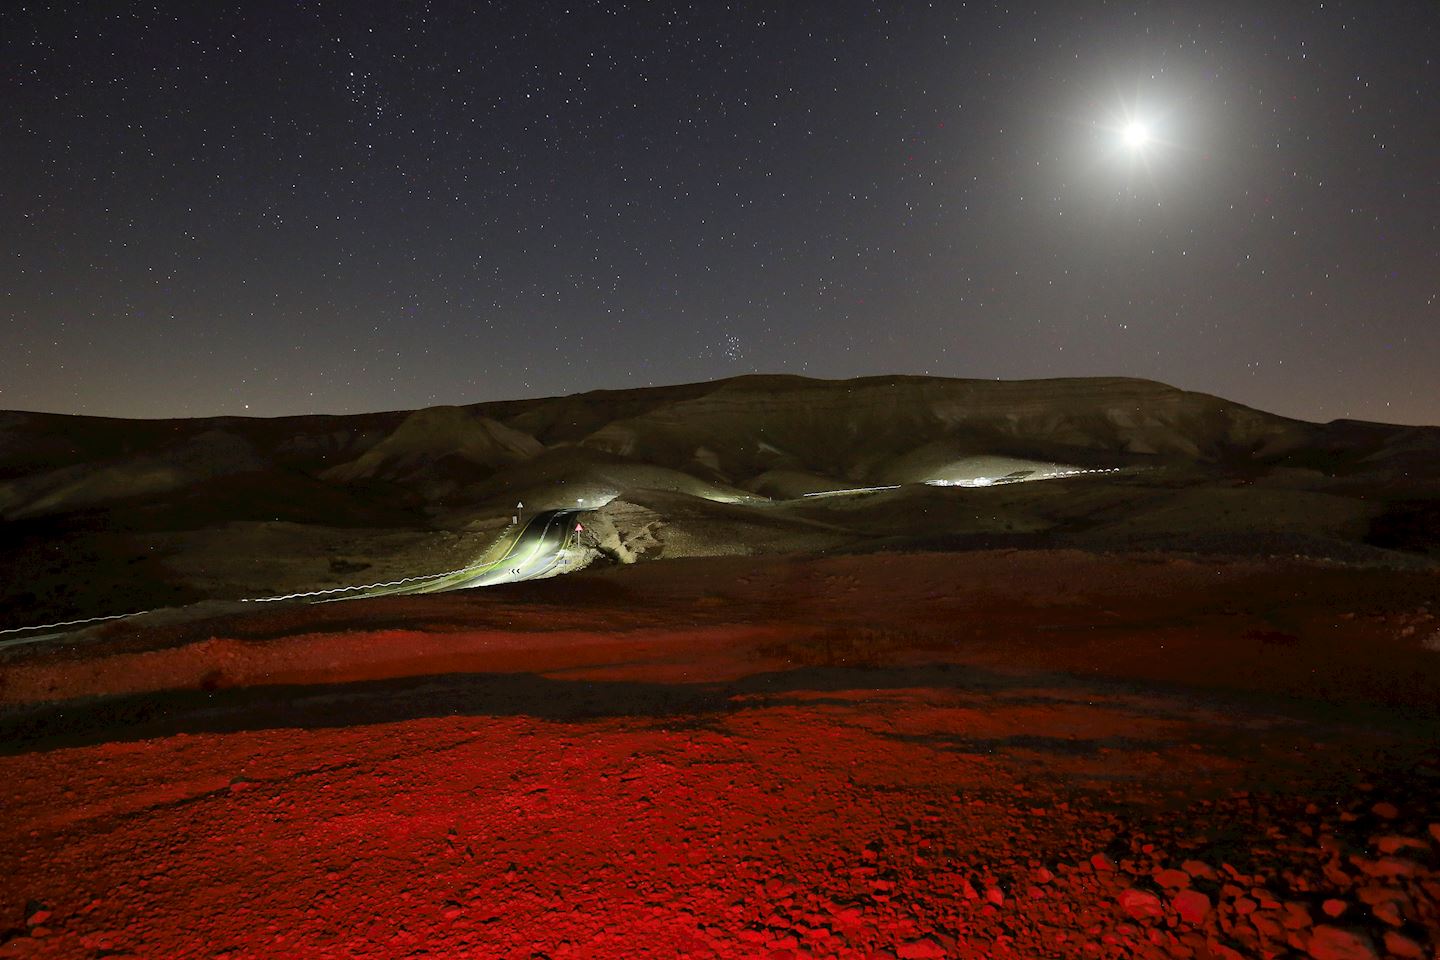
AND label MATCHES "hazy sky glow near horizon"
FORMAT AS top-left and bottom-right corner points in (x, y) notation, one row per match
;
(2, 2), (1438, 425)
